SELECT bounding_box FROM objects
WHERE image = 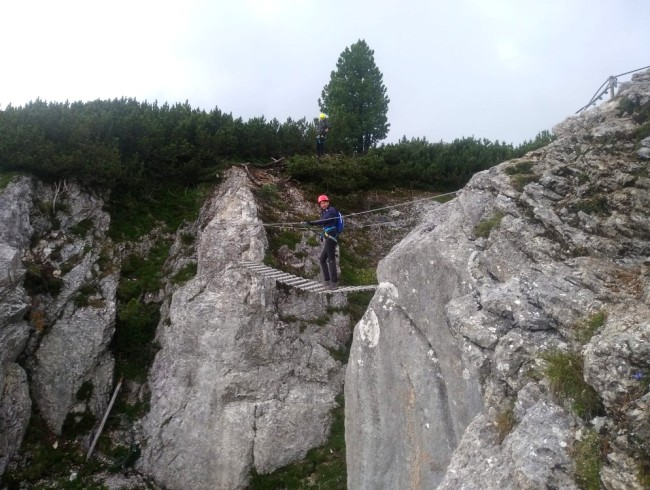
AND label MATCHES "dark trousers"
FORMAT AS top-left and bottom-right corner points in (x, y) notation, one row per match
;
(319, 237), (338, 282)
(316, 137), (325, 156)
